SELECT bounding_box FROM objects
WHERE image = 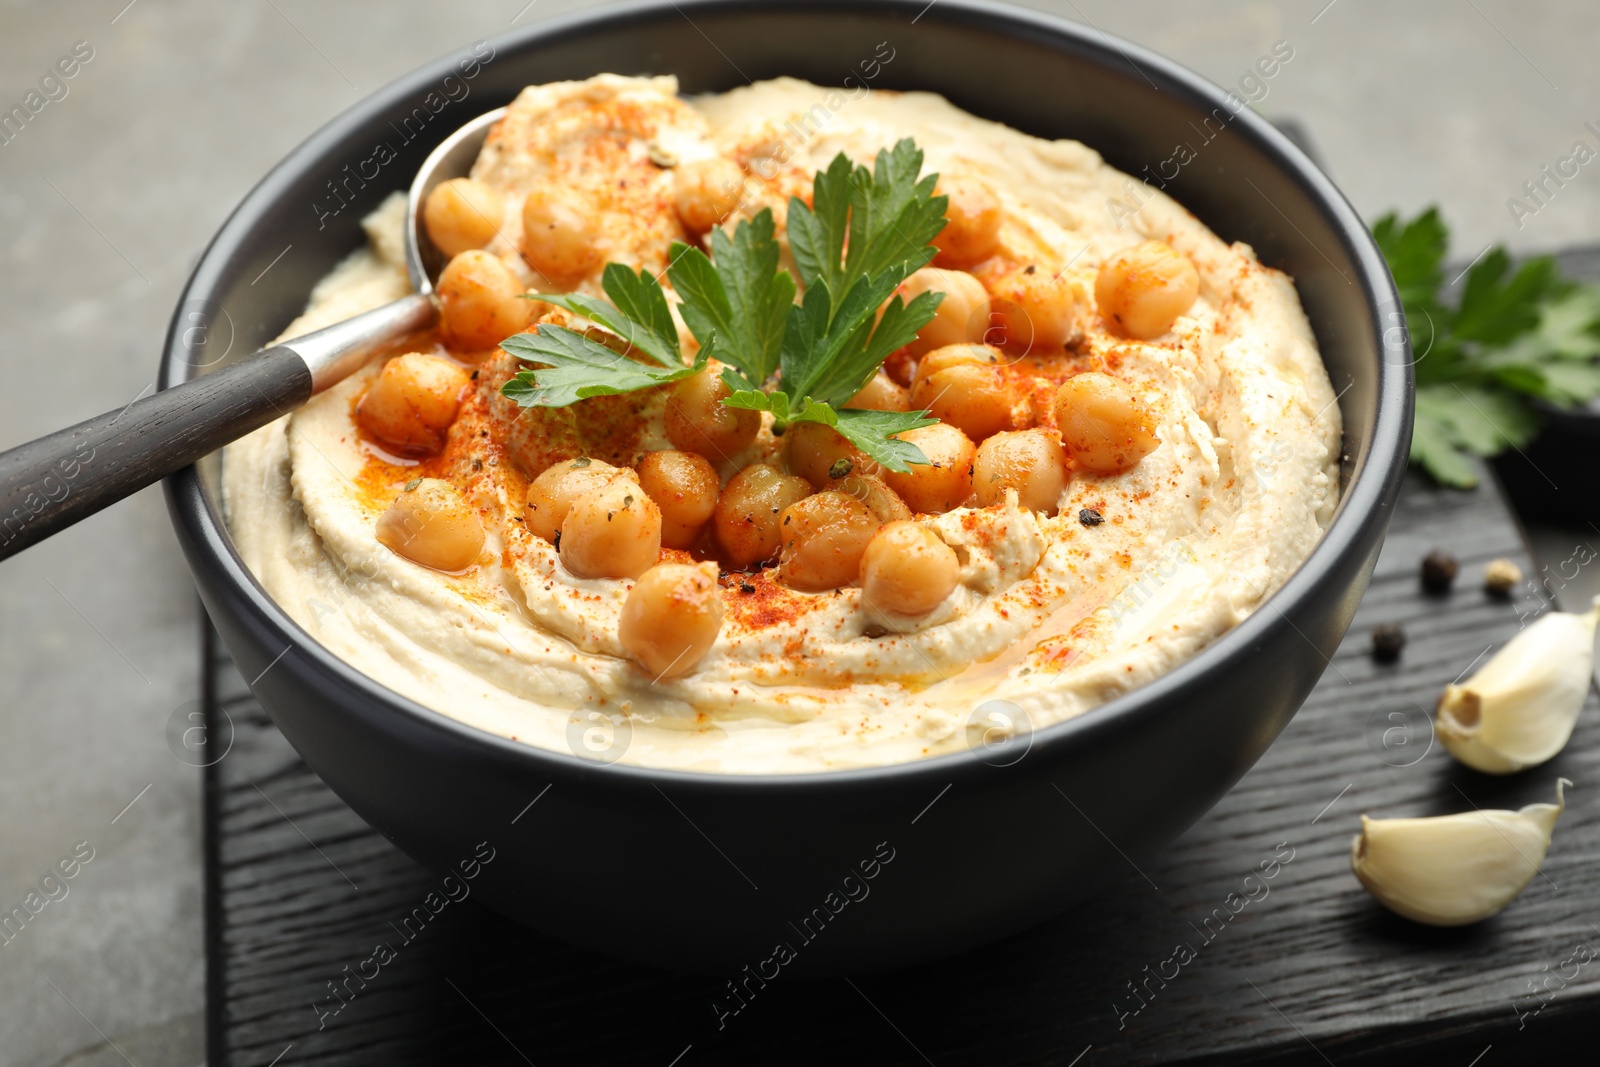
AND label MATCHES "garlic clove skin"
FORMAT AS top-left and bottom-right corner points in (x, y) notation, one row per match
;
(1350, 779), (1569, 926)
(1435, 596), (1600, 774)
